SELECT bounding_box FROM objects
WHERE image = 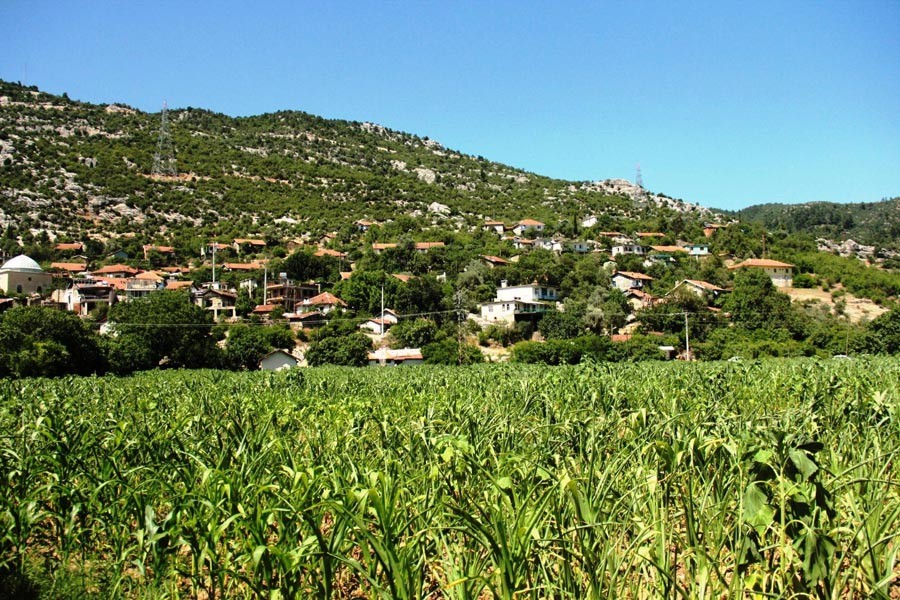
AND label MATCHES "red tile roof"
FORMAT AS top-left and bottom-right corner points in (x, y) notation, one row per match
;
(50, 262), (87, 272)
(304, 292), (347, 307)
(54, 242), (83, 251)
(615, 271), (654, 281)
(92, 264), (139, 276)
(728, 259), (794, 269)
